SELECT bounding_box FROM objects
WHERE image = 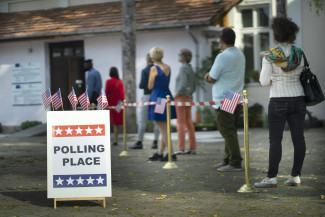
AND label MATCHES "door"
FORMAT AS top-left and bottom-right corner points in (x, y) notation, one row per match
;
(49, 41), (85, 110)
